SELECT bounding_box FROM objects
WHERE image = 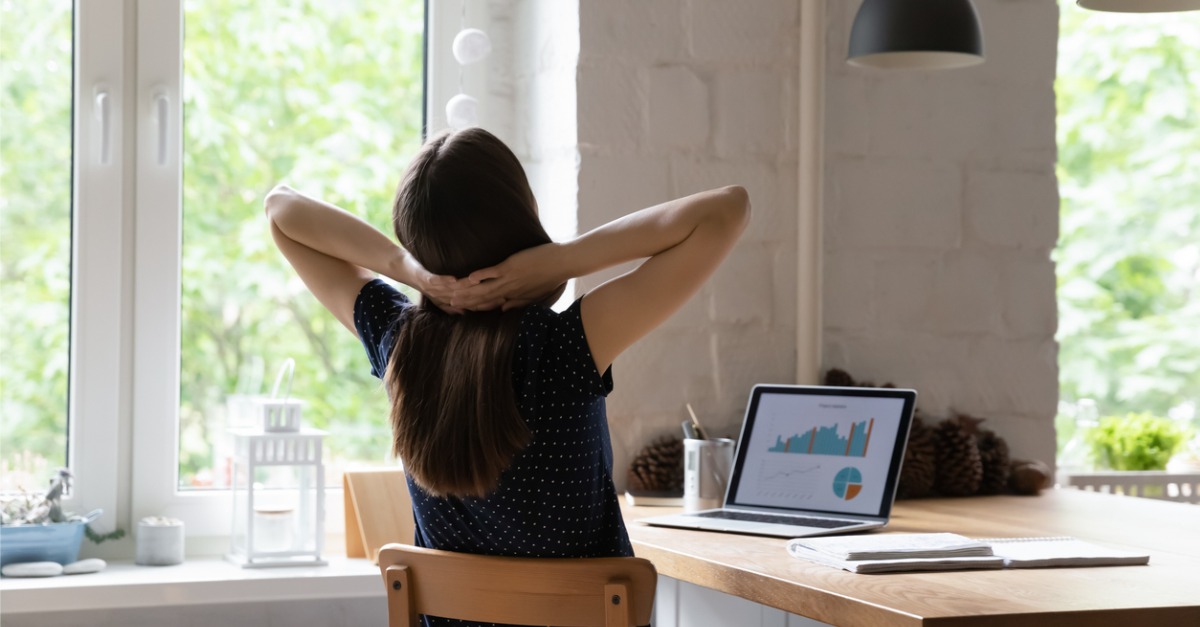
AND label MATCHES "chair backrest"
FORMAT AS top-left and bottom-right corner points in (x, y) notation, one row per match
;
(377, 543), (657, 627)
